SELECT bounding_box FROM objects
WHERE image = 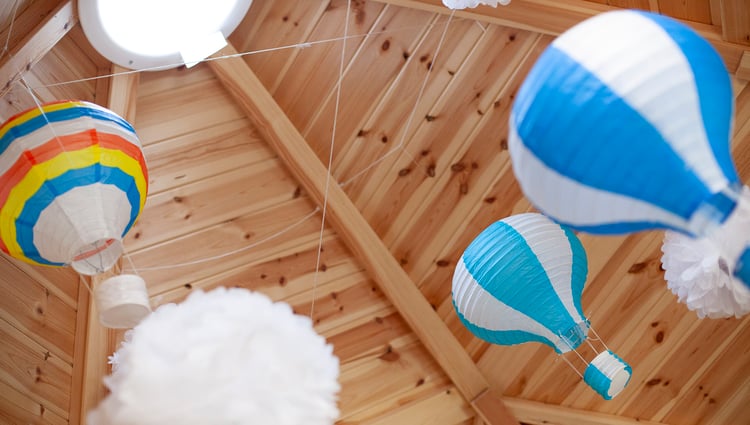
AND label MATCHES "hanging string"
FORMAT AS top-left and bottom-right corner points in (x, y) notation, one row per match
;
(31, 18), (458, 91)
(558, 352), (584, 379)
(79, 275), (94, 296)
(0, 0), (20, 60)
(11, 11), (468, 286)
(558, 330), (589, 367)
(589, 324), (611, 352)
(310, 0), (353, 320)
(121, 207), (319, 272)
(339, 9), (456, 188)
(117, 17), (453, 277)
(79, 239), (107, 273)
(123, 247), (141, 276)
